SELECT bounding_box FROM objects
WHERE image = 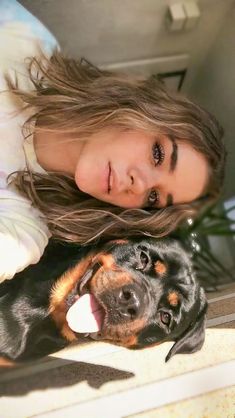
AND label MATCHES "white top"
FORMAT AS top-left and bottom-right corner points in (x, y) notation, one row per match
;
(0, 0), (58, 281)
